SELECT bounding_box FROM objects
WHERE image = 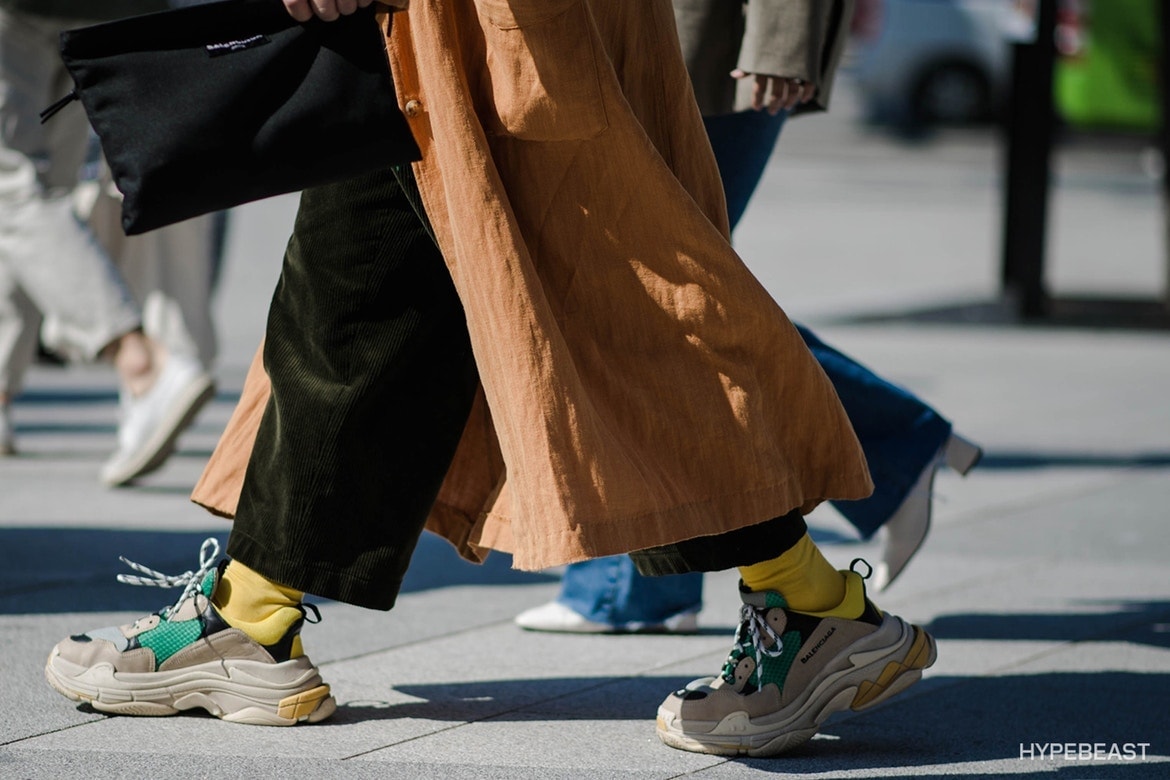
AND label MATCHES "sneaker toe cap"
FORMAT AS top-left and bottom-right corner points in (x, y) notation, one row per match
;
(661, 678), (783, 724)
(514, 601), (612, 633)
(51, 633), (155, 673)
